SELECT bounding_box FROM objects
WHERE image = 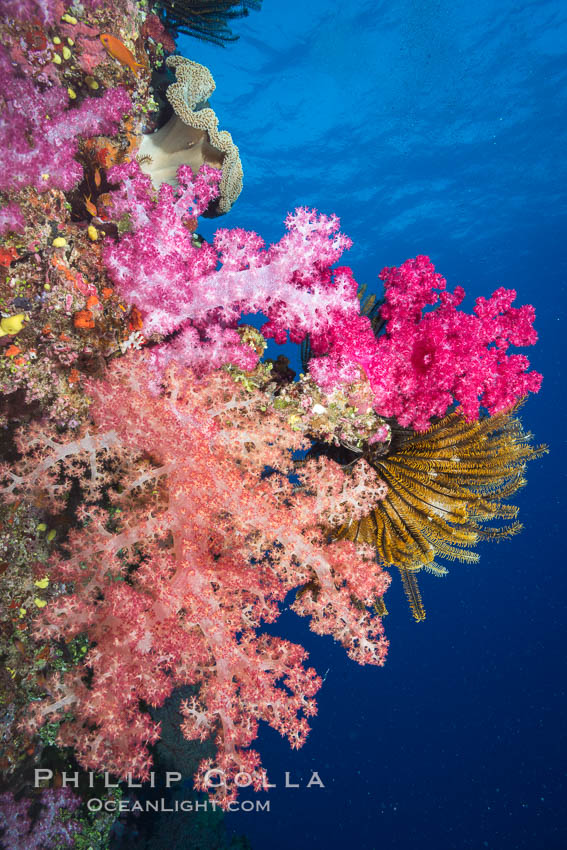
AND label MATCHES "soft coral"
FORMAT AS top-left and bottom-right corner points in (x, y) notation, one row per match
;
(0, 46), (130, 194)
(7, 355), (389, 805)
